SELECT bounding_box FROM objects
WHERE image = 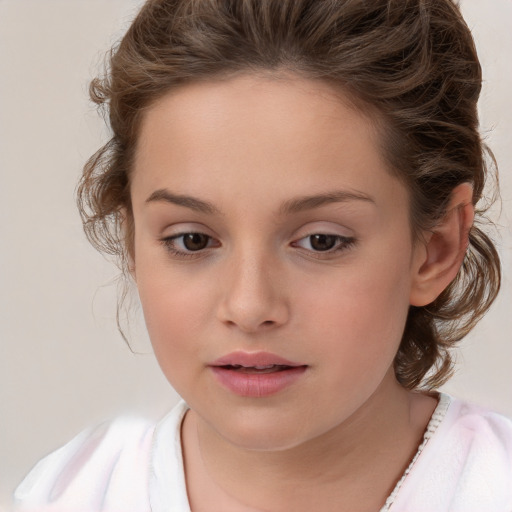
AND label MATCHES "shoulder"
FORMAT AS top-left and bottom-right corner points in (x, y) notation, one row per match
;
(443, 395), (512, 467)
(14, 415), (155, 512)
(394, 393), (512, 512)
